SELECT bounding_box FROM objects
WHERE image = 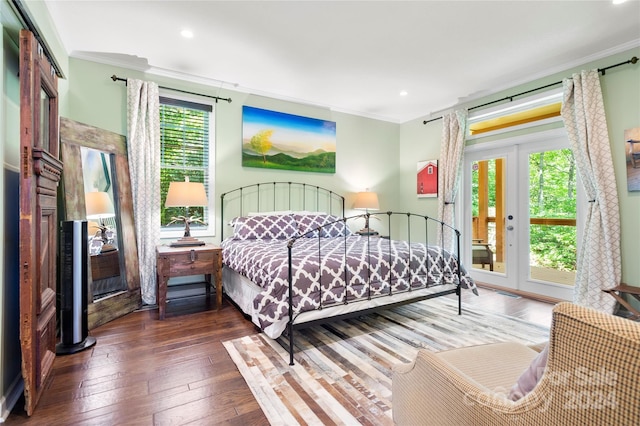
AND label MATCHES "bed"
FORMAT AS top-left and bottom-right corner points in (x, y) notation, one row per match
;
(220, 182), (477, 364)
